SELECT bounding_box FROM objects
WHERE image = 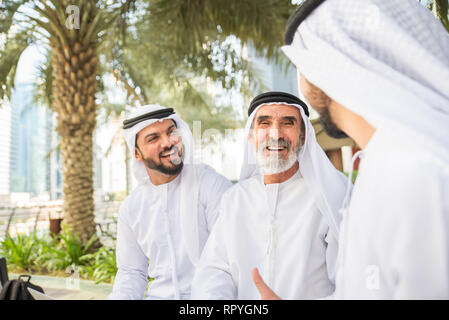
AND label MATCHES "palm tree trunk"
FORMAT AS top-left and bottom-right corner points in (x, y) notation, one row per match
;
(51, 39), (99, 246)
